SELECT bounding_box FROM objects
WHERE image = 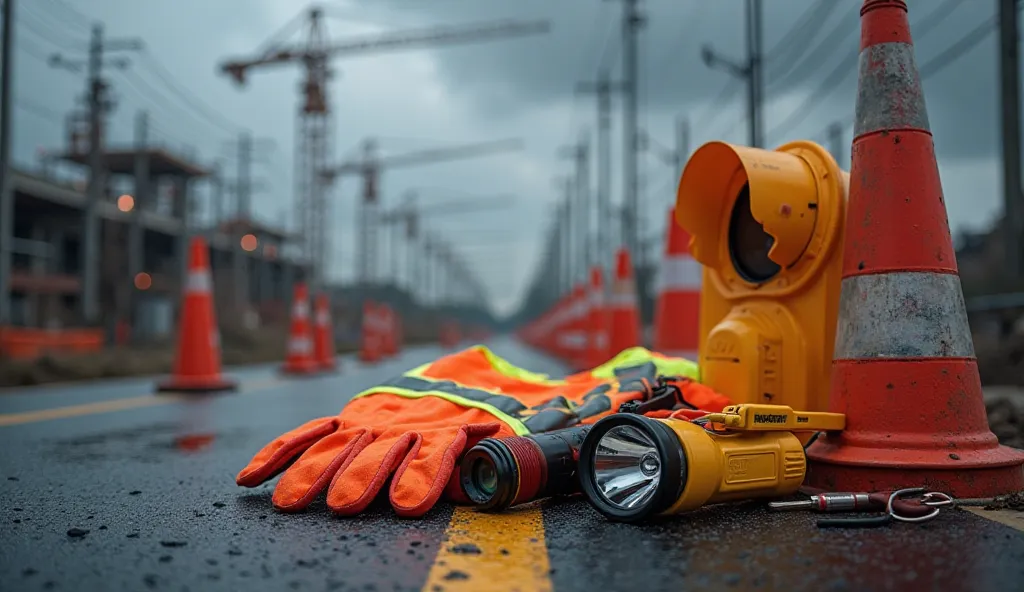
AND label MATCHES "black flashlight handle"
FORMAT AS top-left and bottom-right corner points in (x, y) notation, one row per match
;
(527, 424), (593, 499)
